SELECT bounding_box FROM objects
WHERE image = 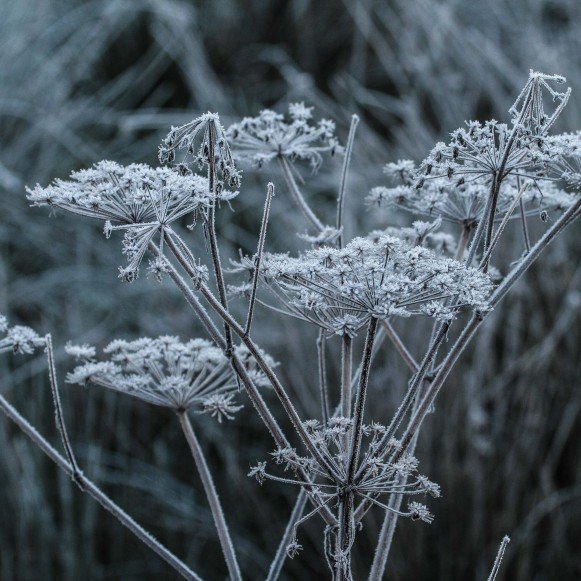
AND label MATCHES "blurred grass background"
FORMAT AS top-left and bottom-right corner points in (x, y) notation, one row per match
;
(0, 0), (580, 579)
